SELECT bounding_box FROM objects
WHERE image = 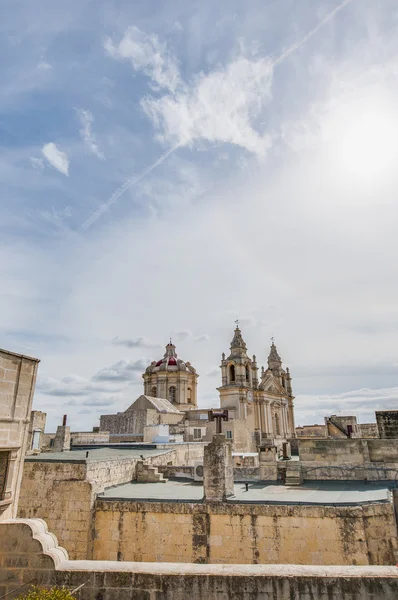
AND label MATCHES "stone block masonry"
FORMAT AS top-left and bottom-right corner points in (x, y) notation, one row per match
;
(0, 348), (40, 521)
(17, 450), (176, 559)
(93, 498), (398, 565)
(203, 434), (234, 501)
(1, 518), (398, 599)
